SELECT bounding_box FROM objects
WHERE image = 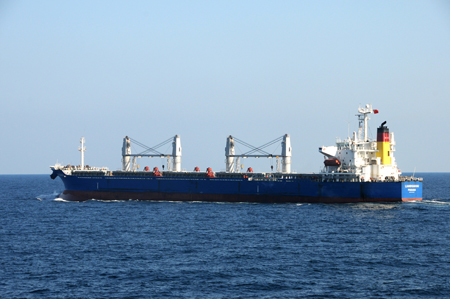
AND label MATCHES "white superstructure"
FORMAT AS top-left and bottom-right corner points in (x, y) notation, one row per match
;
(319, 104), (401, 182)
